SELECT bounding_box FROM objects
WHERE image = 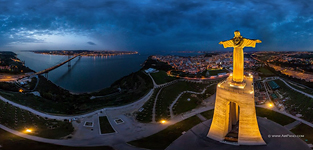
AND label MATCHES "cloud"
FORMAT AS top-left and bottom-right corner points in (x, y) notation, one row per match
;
(0, 0), (312, 51)
(87, 41), (96, 45)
